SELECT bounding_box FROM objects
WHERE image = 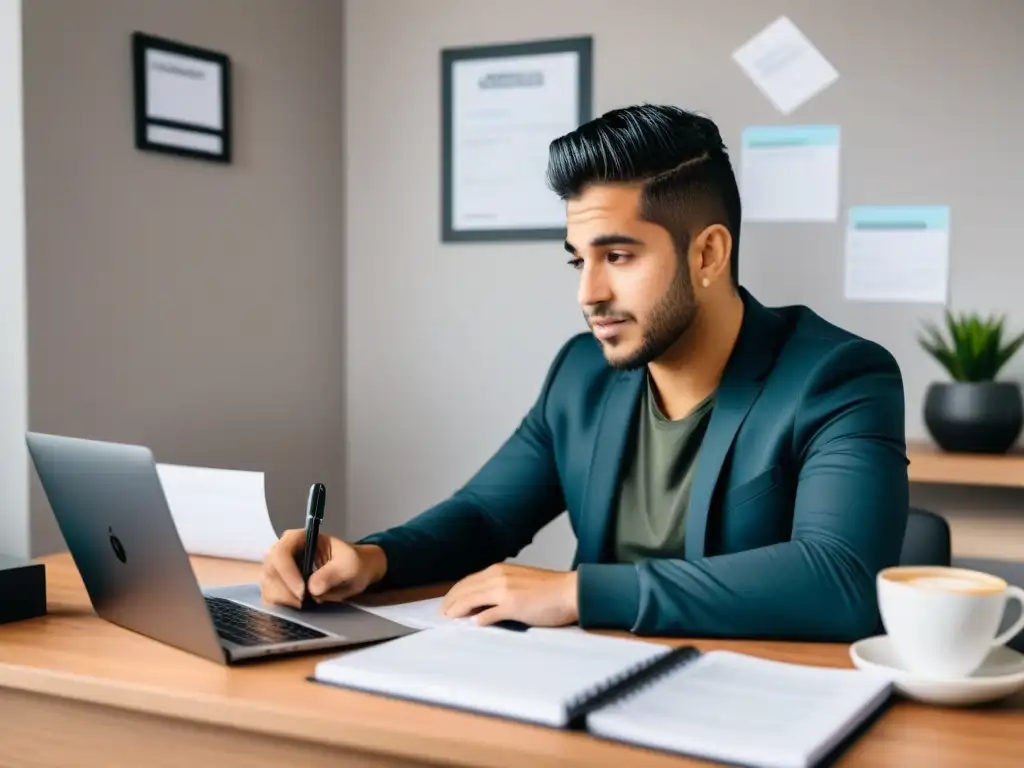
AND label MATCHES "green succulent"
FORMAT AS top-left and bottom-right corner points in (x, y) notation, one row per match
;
(918, 311), (1024, 382)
